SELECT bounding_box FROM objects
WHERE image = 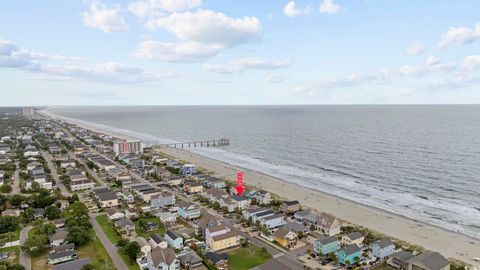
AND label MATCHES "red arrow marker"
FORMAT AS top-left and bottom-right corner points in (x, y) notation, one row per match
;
(235, 172), (245, 196)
